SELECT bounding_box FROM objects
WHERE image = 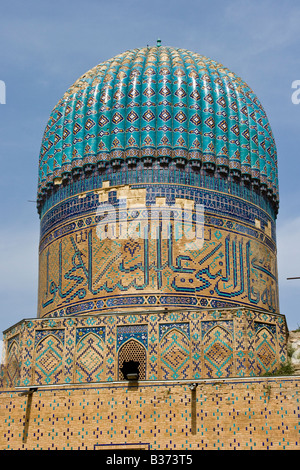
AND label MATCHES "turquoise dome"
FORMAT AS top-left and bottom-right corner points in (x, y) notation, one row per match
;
(38, 45), (278, 206)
